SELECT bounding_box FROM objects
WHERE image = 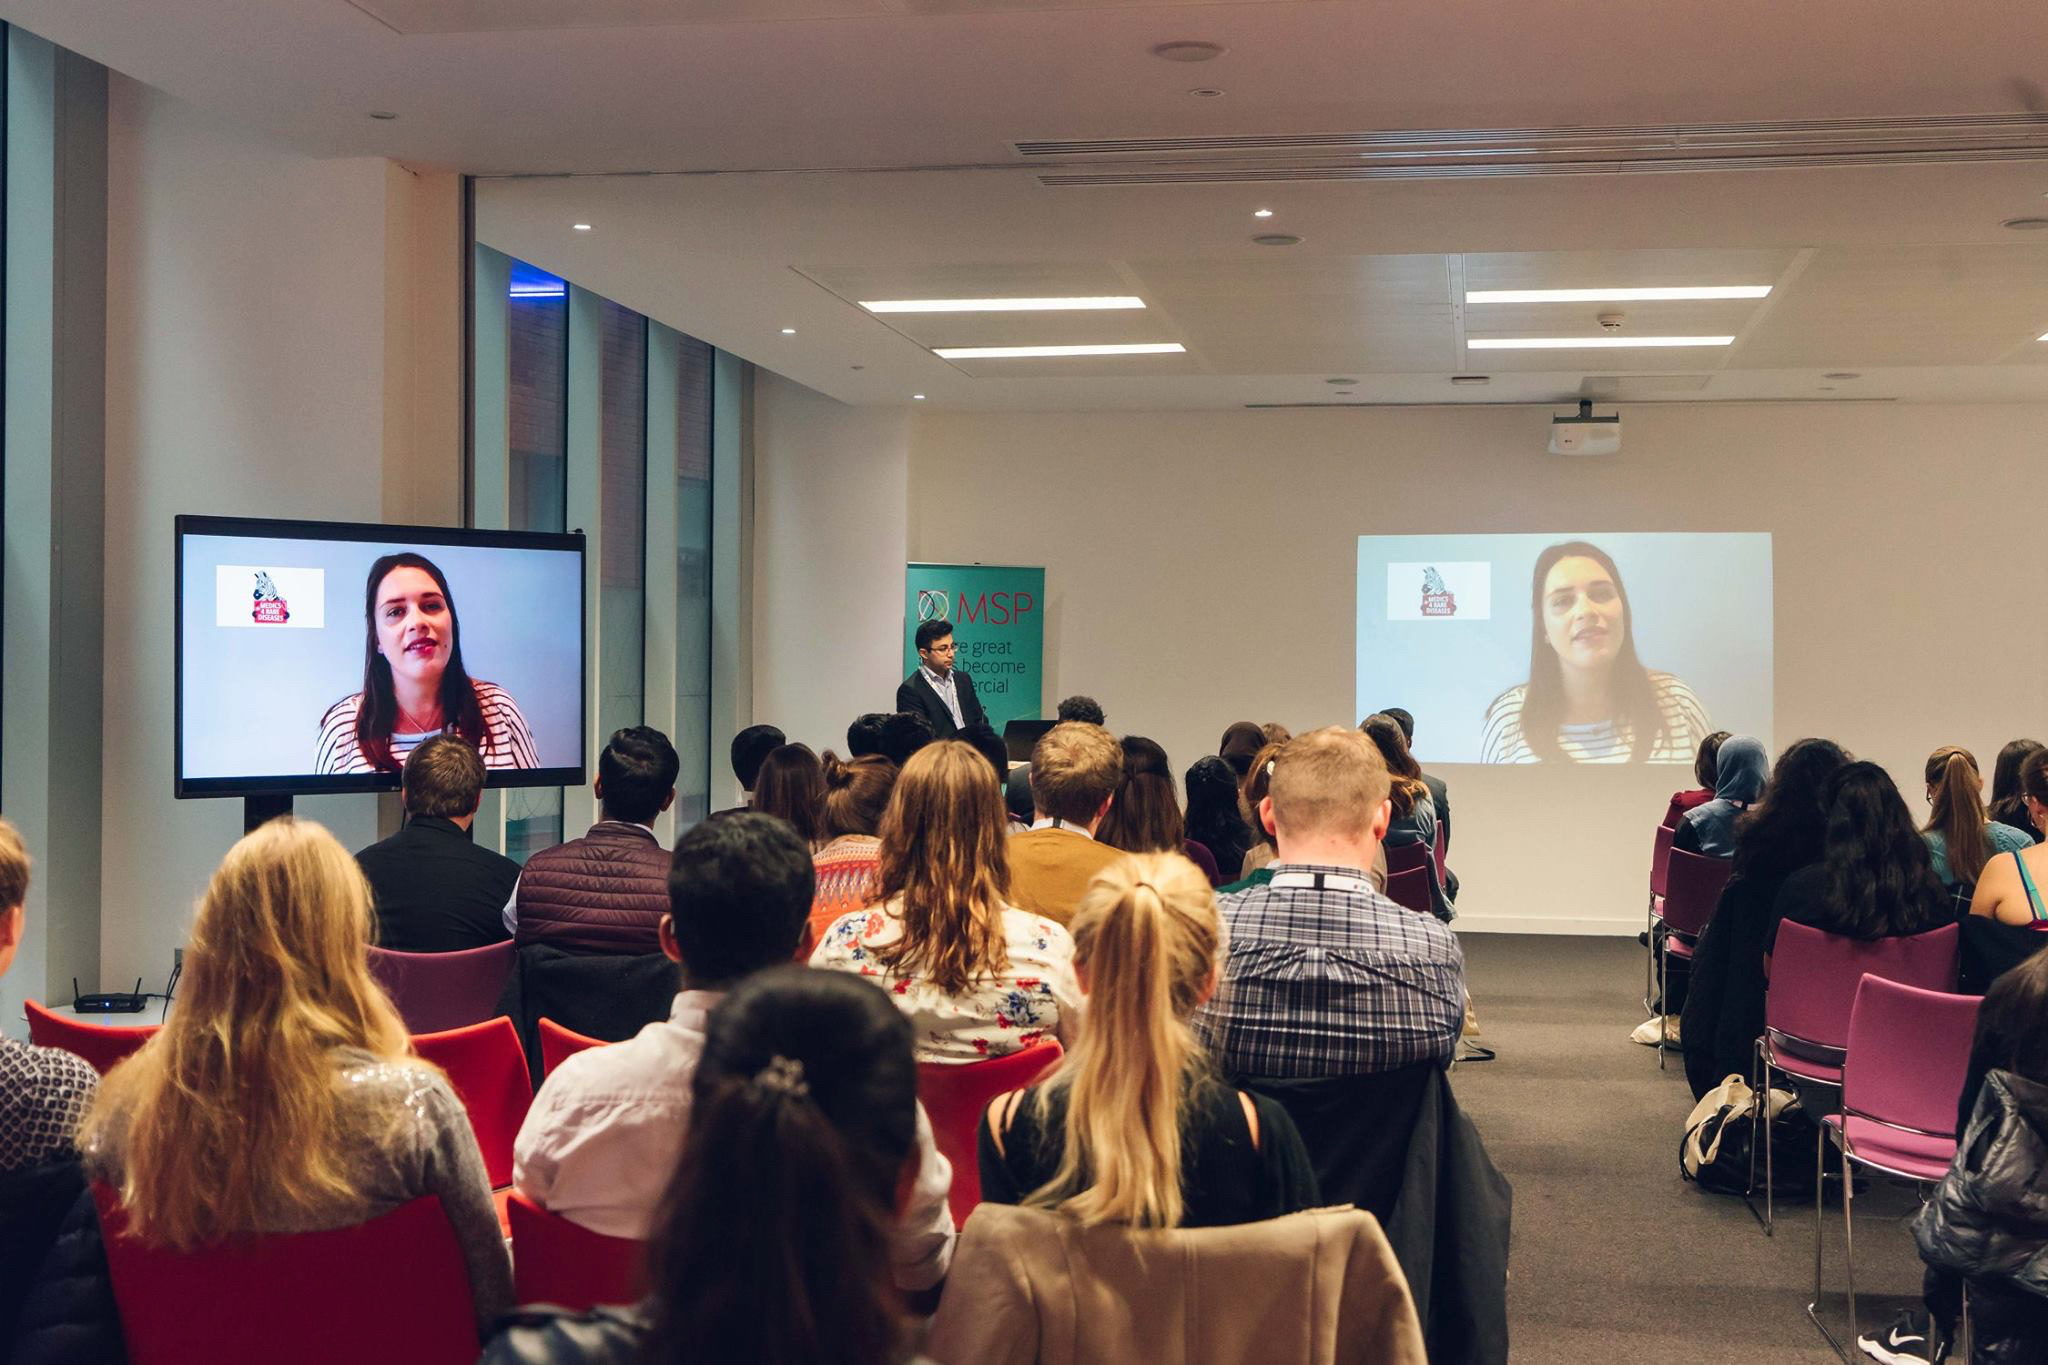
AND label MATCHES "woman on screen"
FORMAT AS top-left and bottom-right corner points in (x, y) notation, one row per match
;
(316, 552), (538, 774)
(1480, 540), (1711, 764)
